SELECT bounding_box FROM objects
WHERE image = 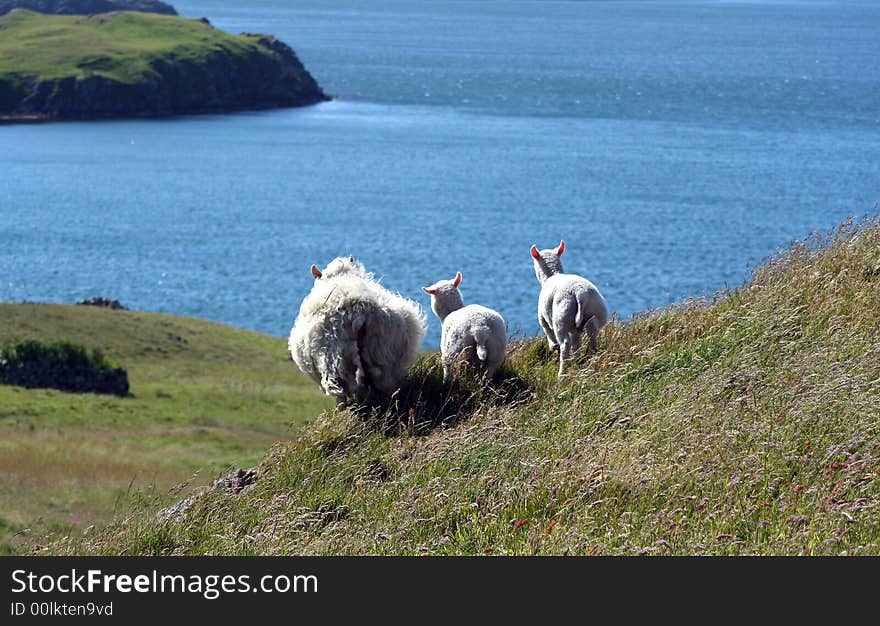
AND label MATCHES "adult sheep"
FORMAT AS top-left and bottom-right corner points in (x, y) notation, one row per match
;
(288, 256), (427, 404)
(530, 240), (608, 378)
